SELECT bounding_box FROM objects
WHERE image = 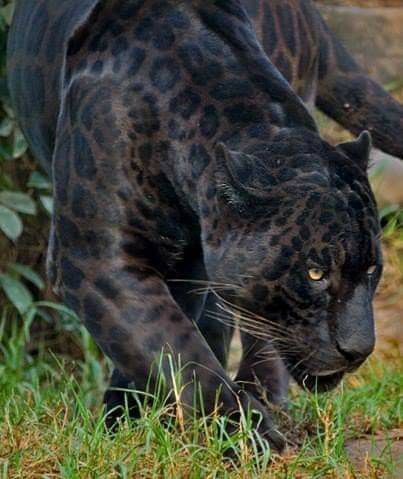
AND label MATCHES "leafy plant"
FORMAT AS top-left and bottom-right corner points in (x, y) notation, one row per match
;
(0, 0), (61, 329)
(380, 204), (403, 237)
